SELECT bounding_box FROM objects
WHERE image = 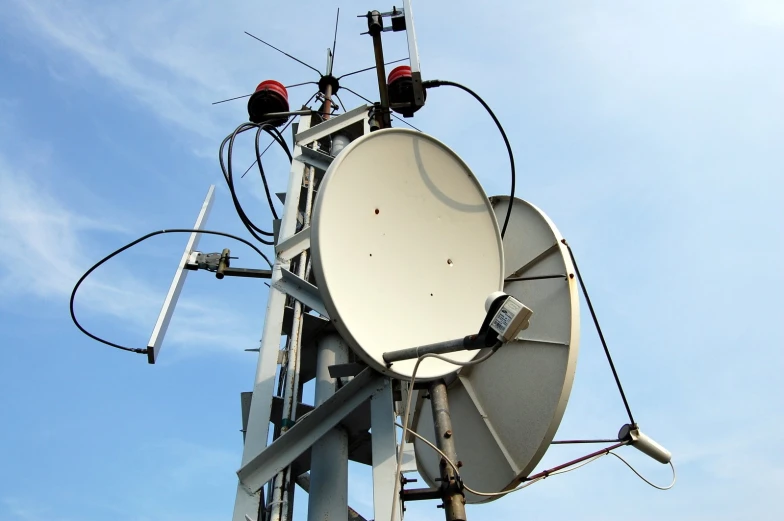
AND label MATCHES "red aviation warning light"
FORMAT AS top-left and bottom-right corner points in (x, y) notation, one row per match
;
(247, 80), (290, 126)
(387, 65), (425, 117)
